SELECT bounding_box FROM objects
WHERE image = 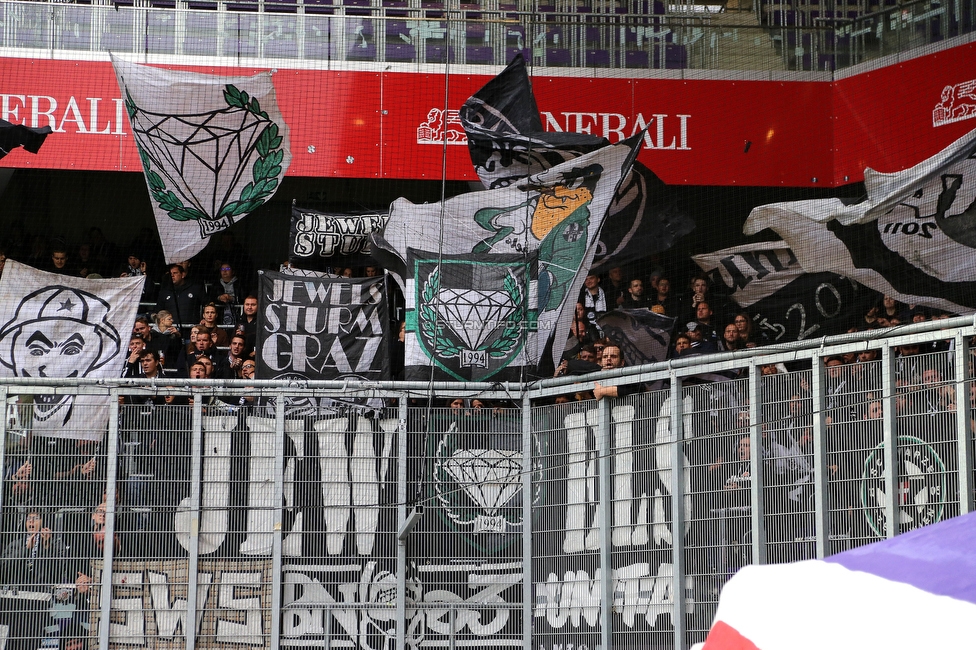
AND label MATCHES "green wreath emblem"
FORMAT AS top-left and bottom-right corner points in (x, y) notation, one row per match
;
(127, 84), (284, 224)
(418, 265), (524, 362)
